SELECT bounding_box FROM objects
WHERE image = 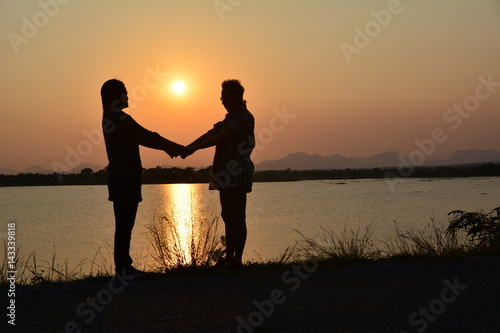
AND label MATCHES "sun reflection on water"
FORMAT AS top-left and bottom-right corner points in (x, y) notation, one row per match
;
(163, 184), (197, 264)
(150, 184), (222, 268)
